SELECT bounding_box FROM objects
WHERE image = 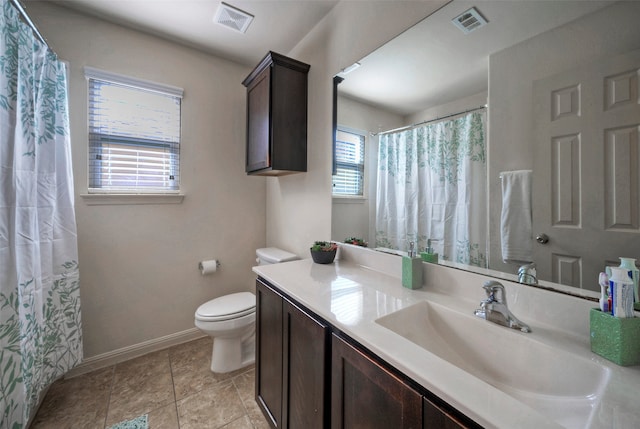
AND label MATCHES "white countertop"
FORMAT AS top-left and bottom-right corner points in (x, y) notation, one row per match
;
(253, 245), (640, 429)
